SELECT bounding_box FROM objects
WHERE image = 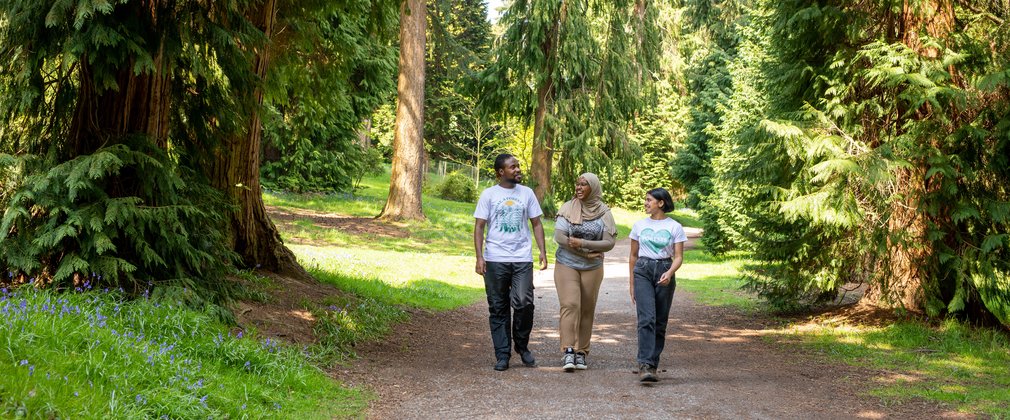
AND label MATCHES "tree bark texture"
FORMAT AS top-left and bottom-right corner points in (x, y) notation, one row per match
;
(68, 7), (172, 158)
(207, 0), (305, 277)
(530, 0), (566, 205)
(867, 0), (955, 310)
(380, 0), (427, 221)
